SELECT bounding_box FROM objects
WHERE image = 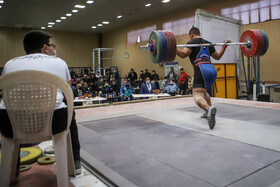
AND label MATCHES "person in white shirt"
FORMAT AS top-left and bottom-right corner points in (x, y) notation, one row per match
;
(0, 31), (81, 174)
